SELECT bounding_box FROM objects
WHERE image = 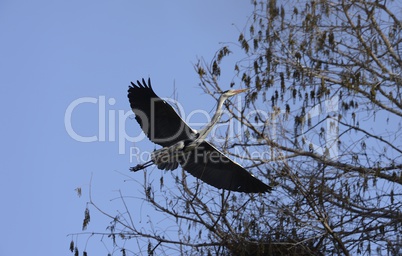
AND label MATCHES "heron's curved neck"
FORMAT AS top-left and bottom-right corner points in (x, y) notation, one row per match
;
(197, 95), (227, 141)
